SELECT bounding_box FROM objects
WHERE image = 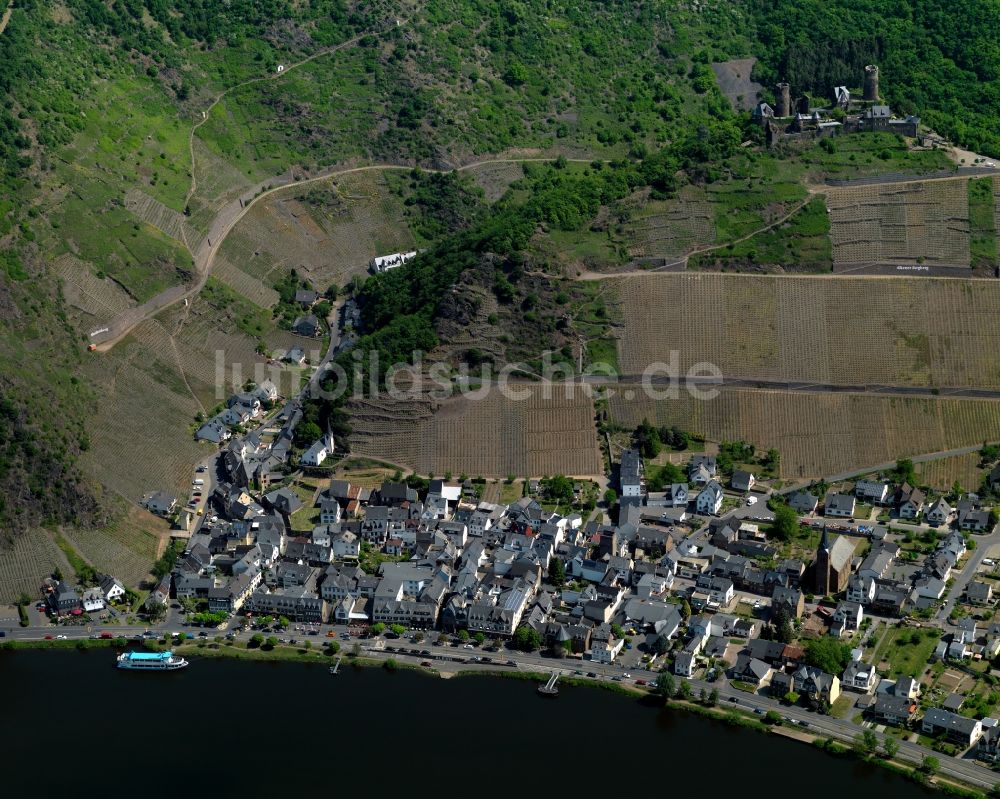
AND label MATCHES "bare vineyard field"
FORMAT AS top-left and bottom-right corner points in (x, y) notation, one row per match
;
(53, 253), (136, 326)
(124, 188), (203, 252)
(463, 161), (525, 202)
(614, 273), (1000, 388)
(0, 532), (66, 603)
(915, 452), (985, 493)
(213, 255), (280, 308)
(625, 186), (715, 259)
(348, 387), (603, 477)
(186, 138), (255, 237)
(68, 509), (166, 588)
(217, 170), (416, 292)
(609, 387), (1000, 479)
(828, 179), (971, 266)
(79, 351), (205, 503)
